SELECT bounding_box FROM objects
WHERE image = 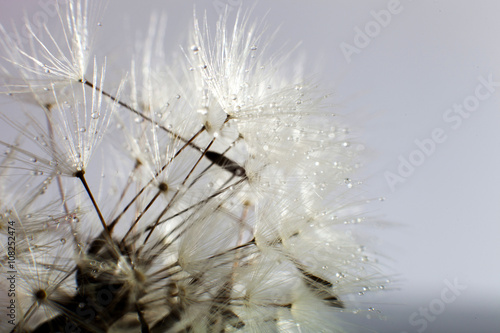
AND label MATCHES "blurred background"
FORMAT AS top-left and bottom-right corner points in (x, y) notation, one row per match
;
(1, 1), (499, 332)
